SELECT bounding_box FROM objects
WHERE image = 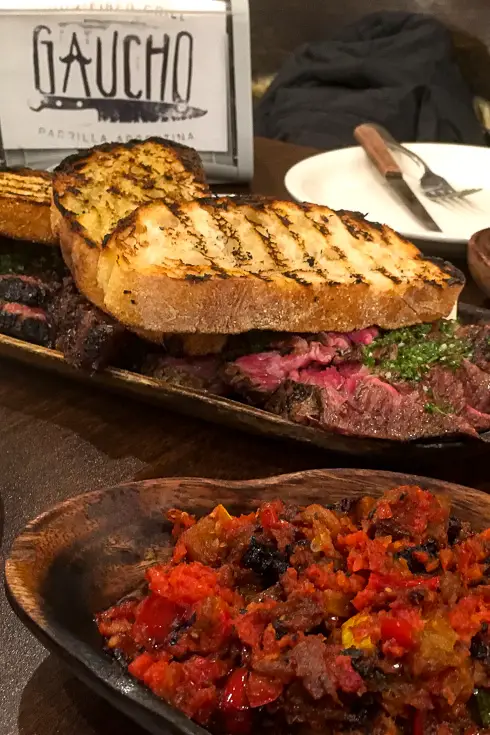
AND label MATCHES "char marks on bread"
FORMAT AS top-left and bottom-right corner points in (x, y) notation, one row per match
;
(50, 137), (210, 322)
(99, 196), (464, 335)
